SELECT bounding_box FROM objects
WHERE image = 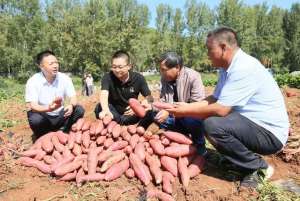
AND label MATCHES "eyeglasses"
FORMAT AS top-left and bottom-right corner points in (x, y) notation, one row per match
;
(111, 64), (129, 70)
